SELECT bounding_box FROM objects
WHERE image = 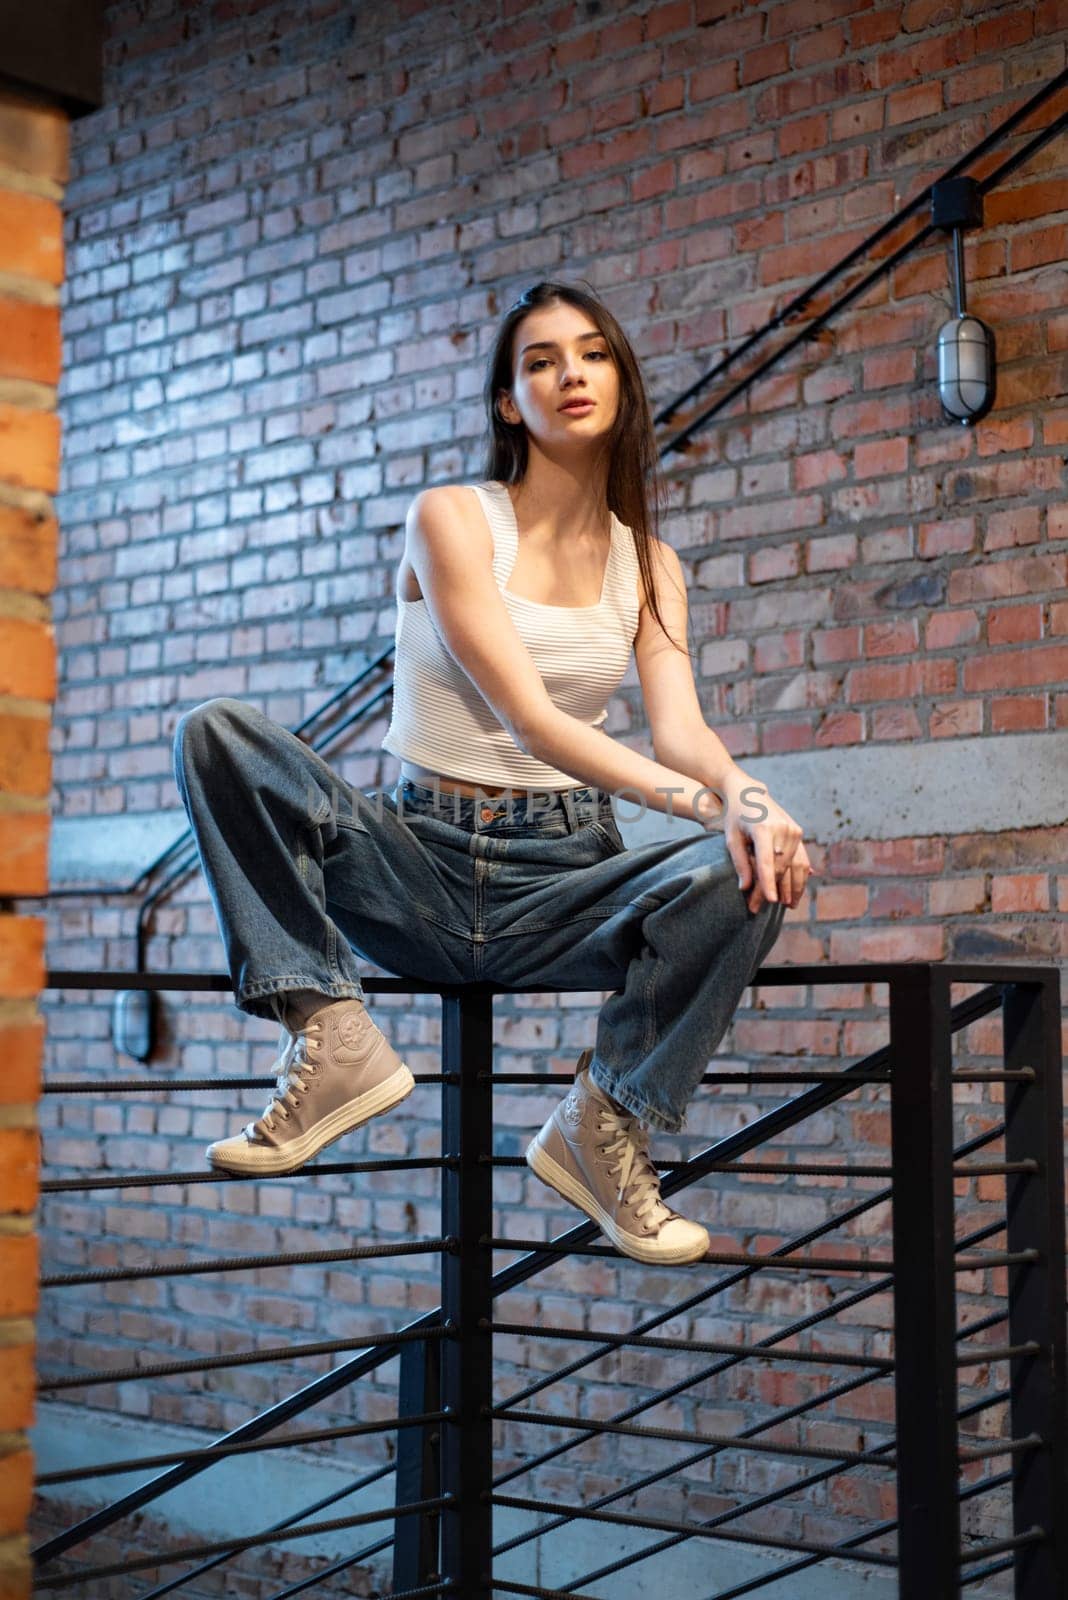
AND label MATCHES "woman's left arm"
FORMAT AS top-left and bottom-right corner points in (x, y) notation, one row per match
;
(634, 538), (816, 913)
